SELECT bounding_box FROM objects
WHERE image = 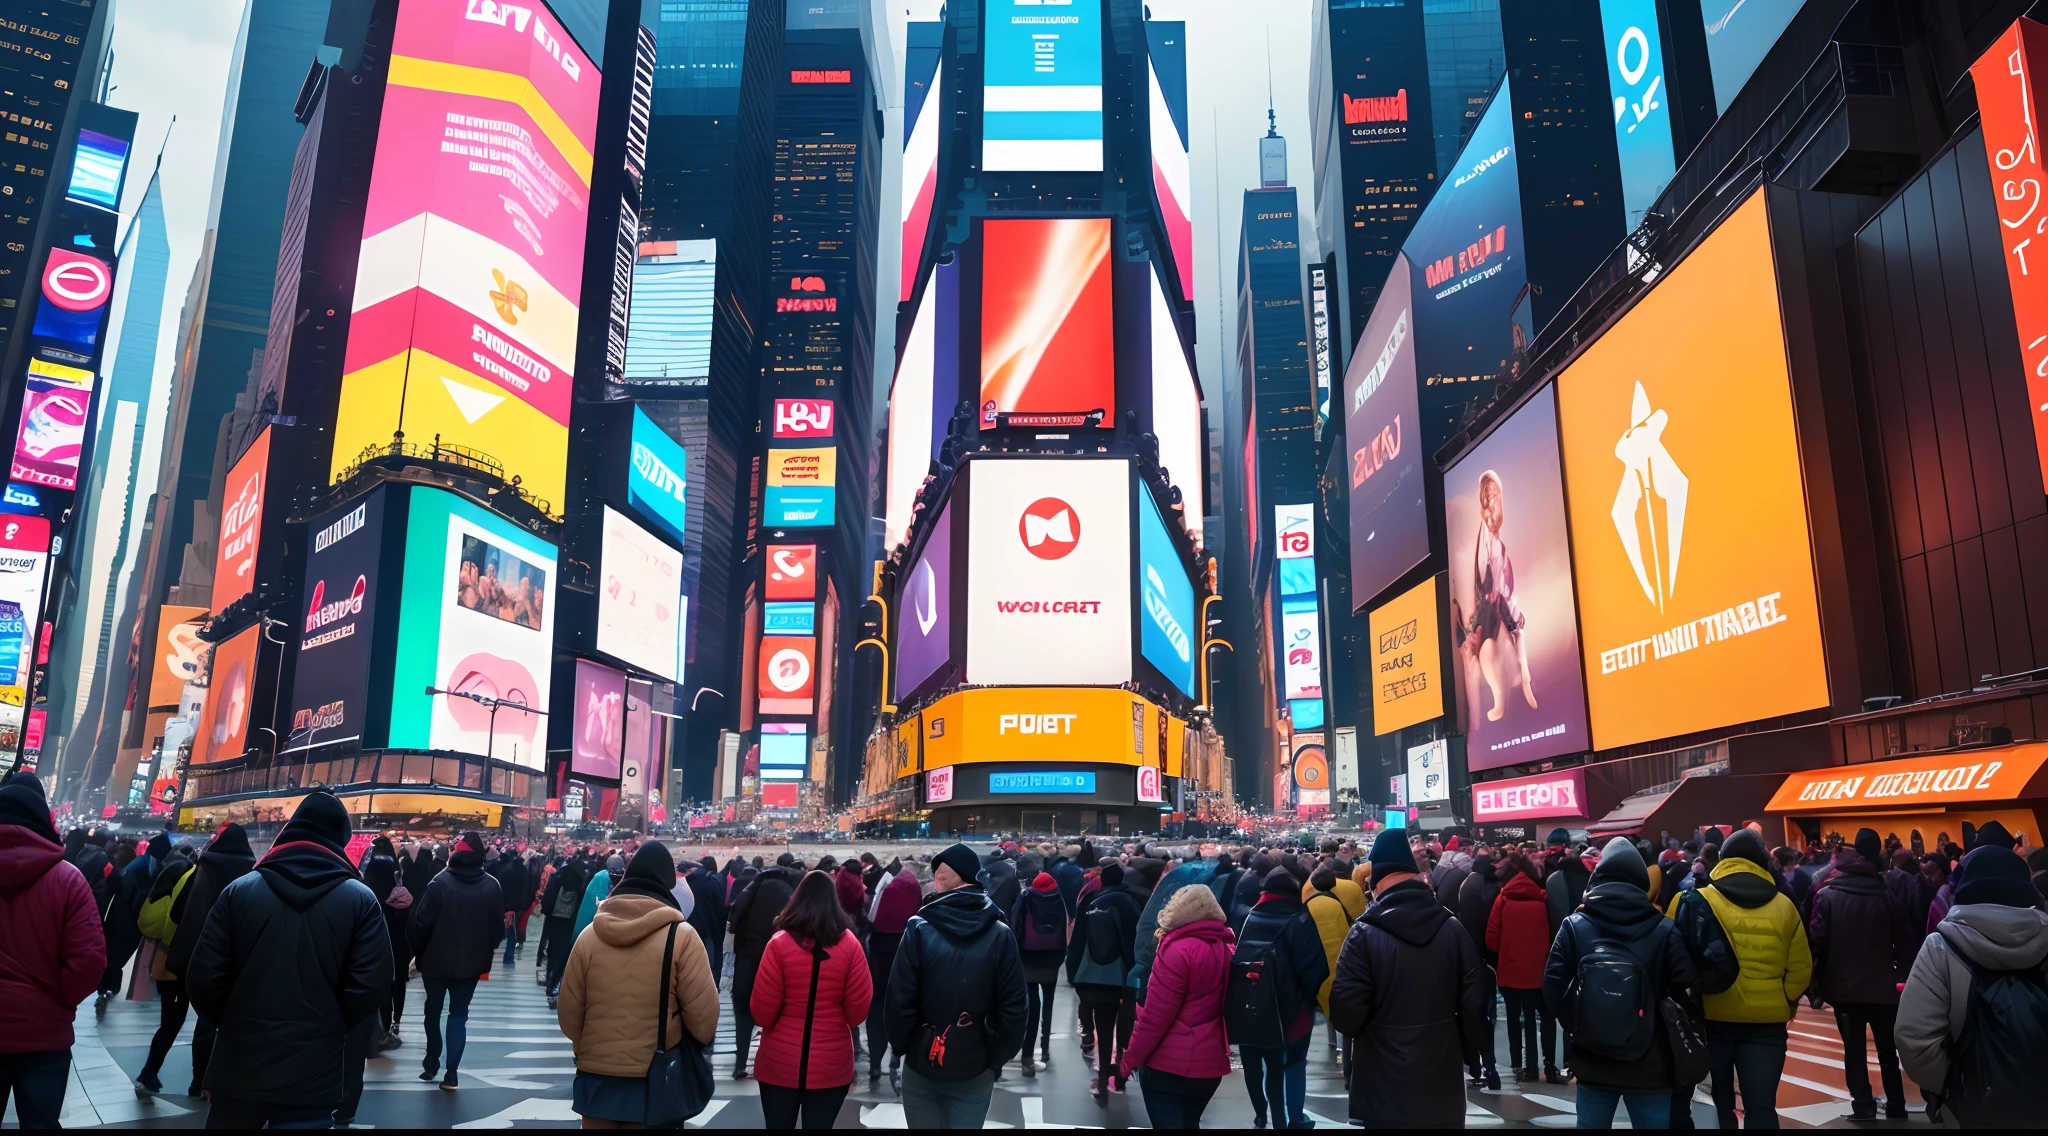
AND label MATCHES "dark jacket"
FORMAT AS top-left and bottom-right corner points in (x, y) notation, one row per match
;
(731, 865), (799, 956)
(684, 868), (727, 947)
(102, 848), (157, 968)
(1065, 886), (1140, 997)
(1431, 849), (1473, 916)
(1808, 851), (1916, 1006)
(1544, 854), (1589, 938)
(541, 858), (586, 922)
(1133, 861), (1214, 994)
(1543, 880), (1698, 1094)
(186, 844), (390, 1105)
(1049, 857), (1083, 916)
(980, 856), (1021, 925)
(1456, 858), (1504, 967)
(407, 850), (503, 979)
(1011, 888), (1070, 974)
(487, 854), (527, 917)
(165, 834), (256, 978)
(885, 887), (1028, 1076)
(1329, 880), (1486, 1127)
(1229, 867), (1264, 933)
(1235, 892), (1329, 1037)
